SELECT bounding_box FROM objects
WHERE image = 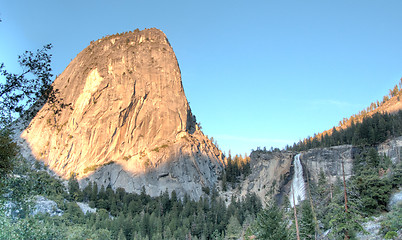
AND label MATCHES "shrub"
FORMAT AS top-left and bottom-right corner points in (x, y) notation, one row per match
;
(83, 165), (100, 174)
(384, 231), (397, 239)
